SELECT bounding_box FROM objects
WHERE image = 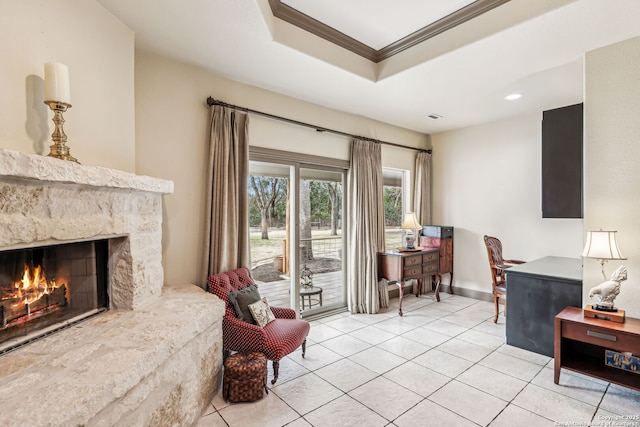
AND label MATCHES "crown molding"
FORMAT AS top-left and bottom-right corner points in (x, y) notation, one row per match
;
(268, 0), (511, 63)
